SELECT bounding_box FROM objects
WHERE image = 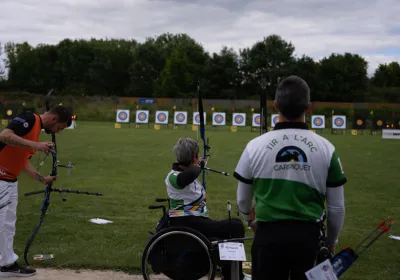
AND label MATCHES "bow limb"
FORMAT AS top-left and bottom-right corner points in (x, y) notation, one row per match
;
(197, 81), (209, 191)
(260, 82), (267, 135)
